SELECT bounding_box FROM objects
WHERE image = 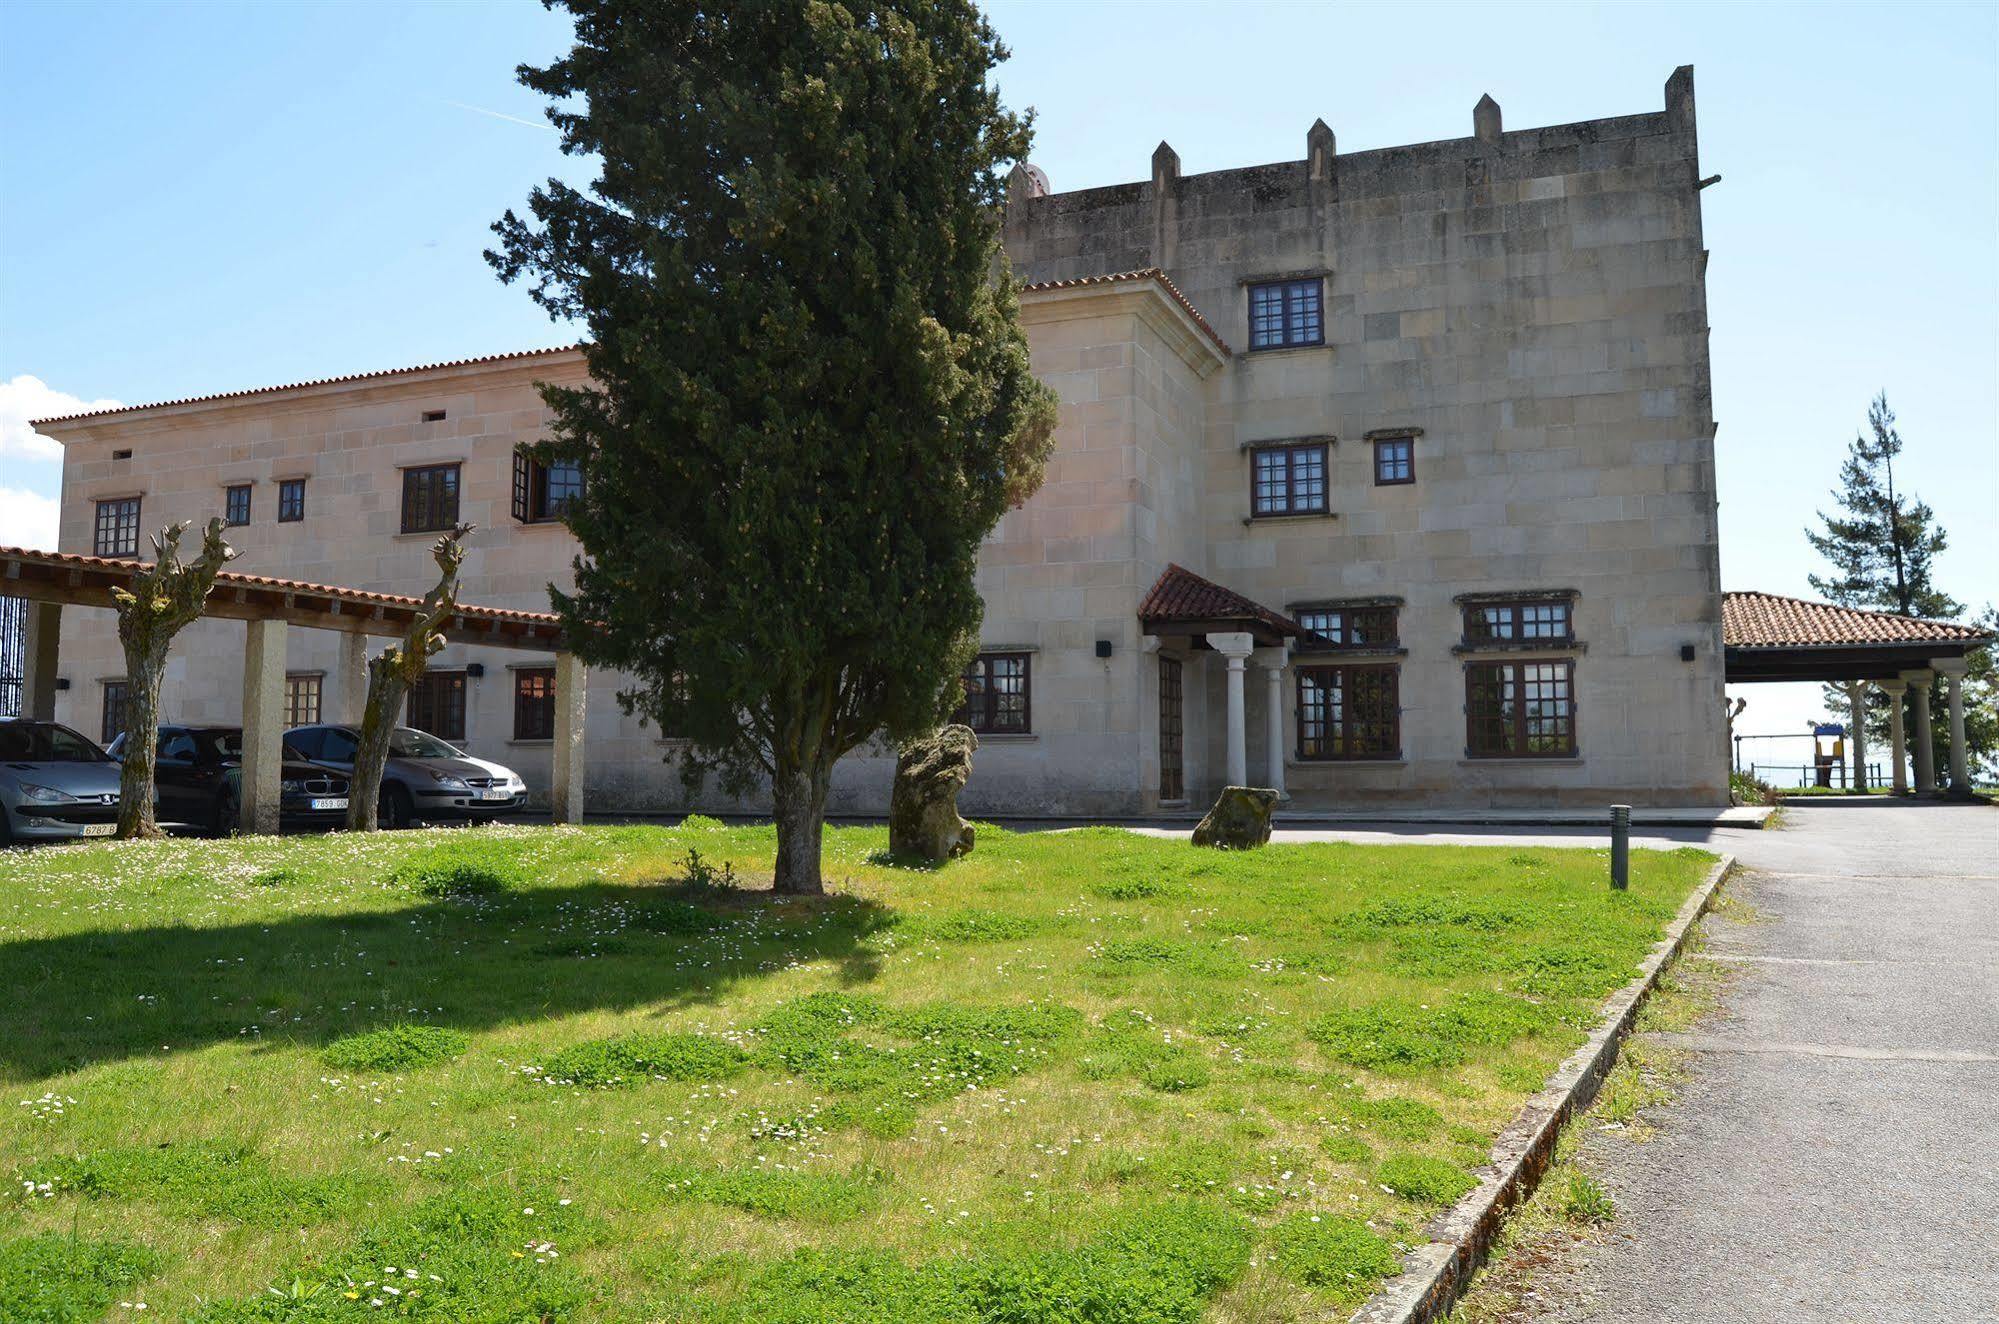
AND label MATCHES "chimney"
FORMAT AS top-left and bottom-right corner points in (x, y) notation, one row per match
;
(1474, 93), (1502, 144)
(1151, 141), (1181, 272)
(1665, 65), (1696, 133)
(1307, 118), (1336, 182)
